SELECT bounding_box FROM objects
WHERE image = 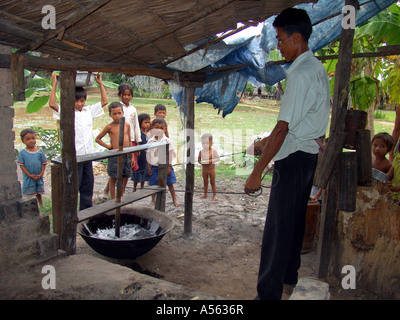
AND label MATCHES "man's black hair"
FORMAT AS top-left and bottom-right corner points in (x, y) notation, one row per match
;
(273, 8), (312, 41)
